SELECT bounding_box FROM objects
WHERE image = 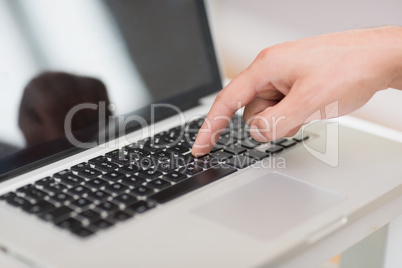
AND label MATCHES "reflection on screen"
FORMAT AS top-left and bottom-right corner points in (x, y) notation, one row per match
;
(0, 0), (214, 160)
